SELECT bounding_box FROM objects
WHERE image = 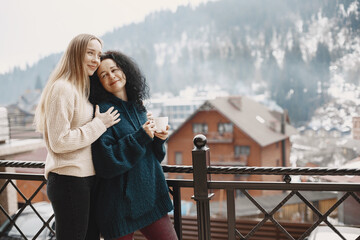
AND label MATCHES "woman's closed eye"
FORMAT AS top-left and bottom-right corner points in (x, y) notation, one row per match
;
(112, 68), (121, 73)
(89, 50), (100, 56)
(101, 73), (108, 79)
